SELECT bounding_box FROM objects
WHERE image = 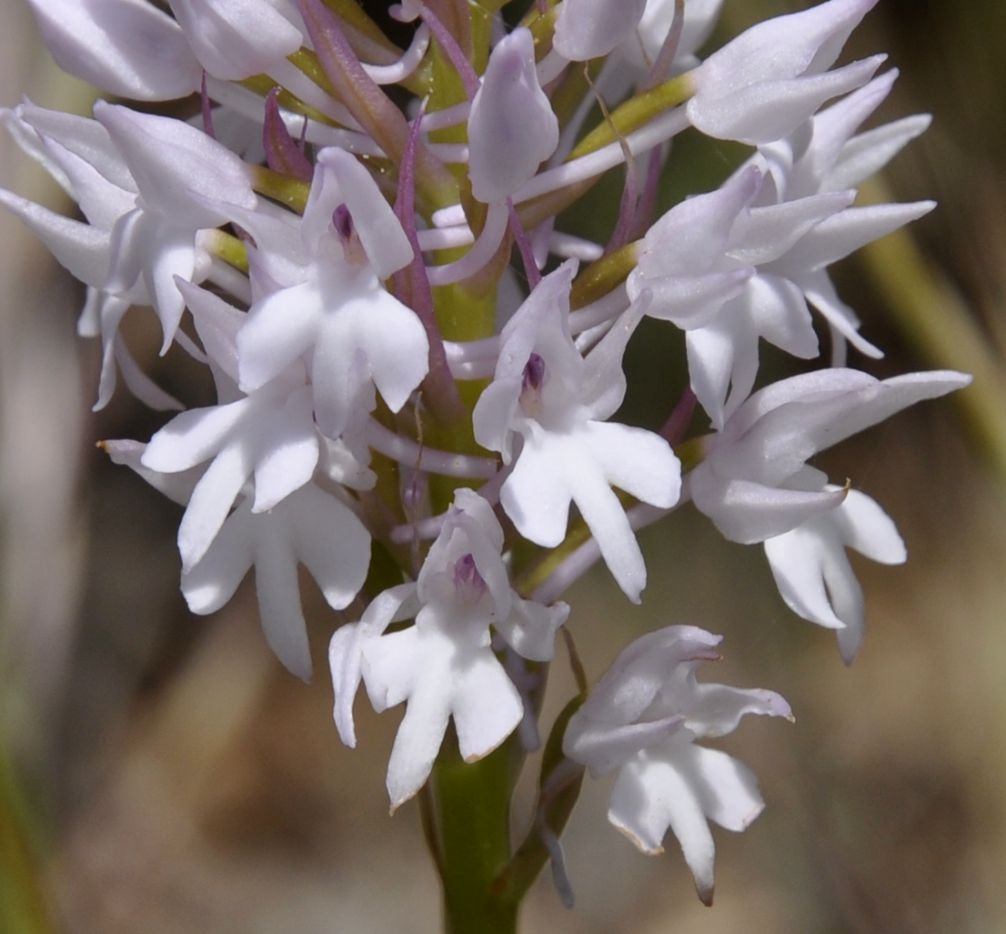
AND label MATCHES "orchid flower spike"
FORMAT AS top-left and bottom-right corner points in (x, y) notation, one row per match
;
(4, 0), (974, 921)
